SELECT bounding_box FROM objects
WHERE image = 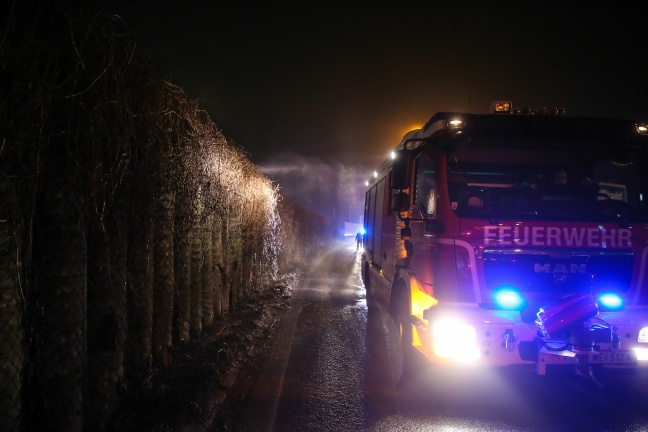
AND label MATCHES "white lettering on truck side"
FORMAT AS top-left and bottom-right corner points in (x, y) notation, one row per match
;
(483, 226), (632, 248)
